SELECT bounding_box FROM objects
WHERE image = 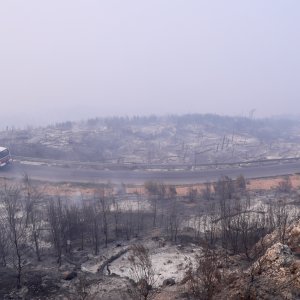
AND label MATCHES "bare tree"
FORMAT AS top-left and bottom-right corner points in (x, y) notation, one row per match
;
(135, 191), (144, 236)
(202, 203), (218, 247)
(124, 202), (134, 240)
(235, 174), (247, 191)
(276, 176), (292, 194)
(166, 185), (177, 200)
(0, 218), (9, 266)
(1, 184), (27, 288)
(167, 201), (180, 242)
(64, 204), (83, 254)
(47, 196), (64, 265)
(83, 202), (100, 255)
(214, 176), (234, 201)
(274, 199), (289, 243)
(96, 189), (110, 248)
(185, 248), (221, 300)
(201, 182), (213, 201)
(145, 181), (167, 227)
(112, 196), (121, 238)
(188, 187), (198, 202)
(128, 244), (155, 300)
(23, 175), (43, 261)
